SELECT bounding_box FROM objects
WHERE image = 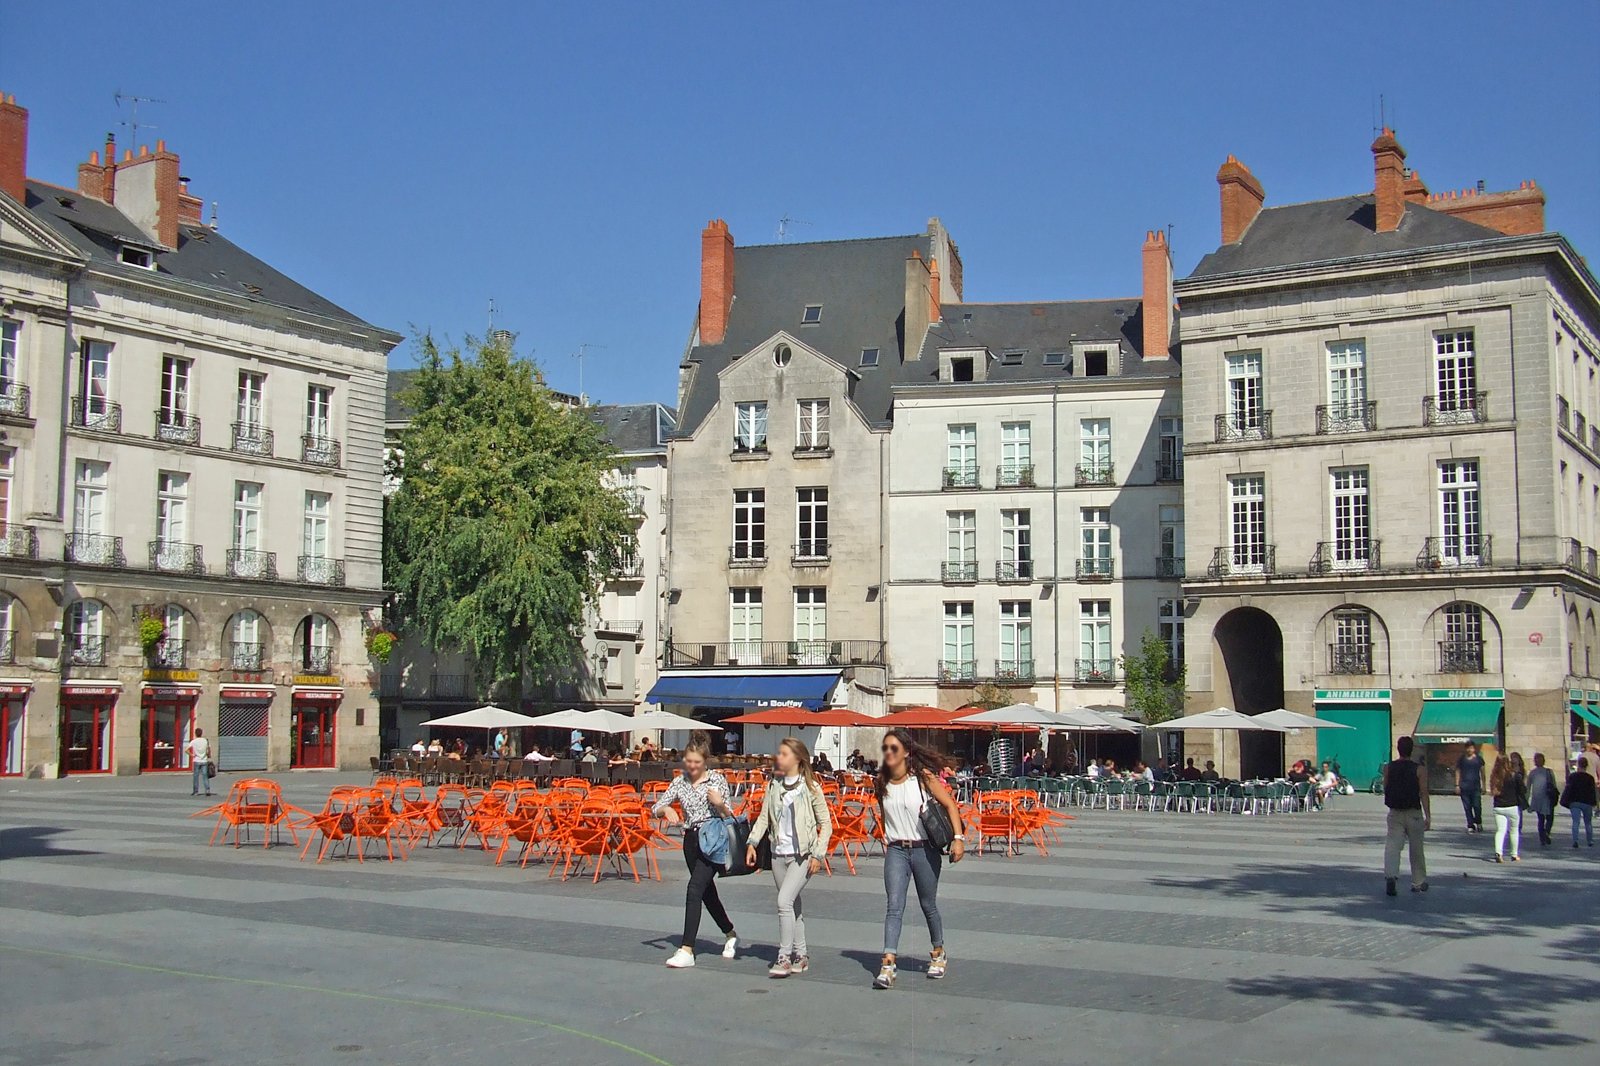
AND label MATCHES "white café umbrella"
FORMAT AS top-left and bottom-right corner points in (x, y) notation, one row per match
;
(954, 703), (1063, 728)
(525, 708), (640, 734)
(629, 709), (709, 732)
(1152, 707), (1287, 733)
(1055, 707), (1139, 732)
(419, 705), (544, 730)
(1256, 708), (1354, 731)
